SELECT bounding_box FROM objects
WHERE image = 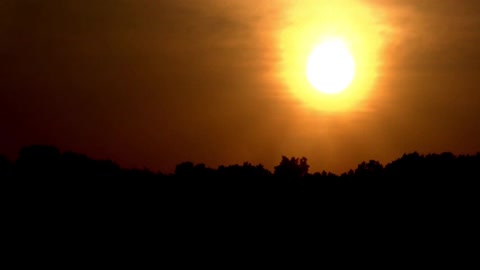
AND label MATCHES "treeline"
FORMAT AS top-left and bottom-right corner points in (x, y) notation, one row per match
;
(3, 144), (480, 219)
(1, 144), (479, 184)
(3, 145), (477, 248)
